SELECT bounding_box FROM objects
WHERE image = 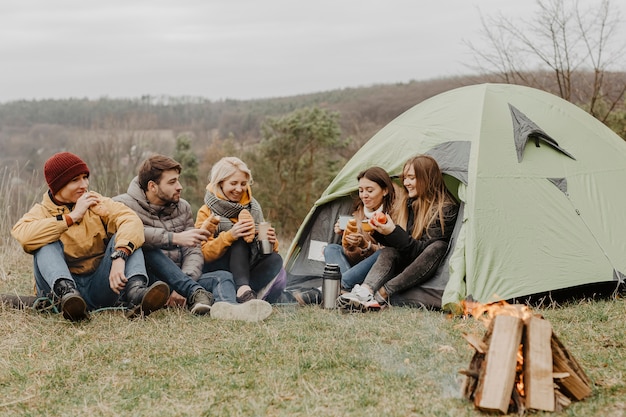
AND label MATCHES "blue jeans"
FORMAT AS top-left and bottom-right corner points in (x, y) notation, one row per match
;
(197, 271), (237, 304)
(33, 239), (148, 310)
(143, 249), (203, 299)
(143, 248), (237, 304)
(324, 243), (381, 291)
